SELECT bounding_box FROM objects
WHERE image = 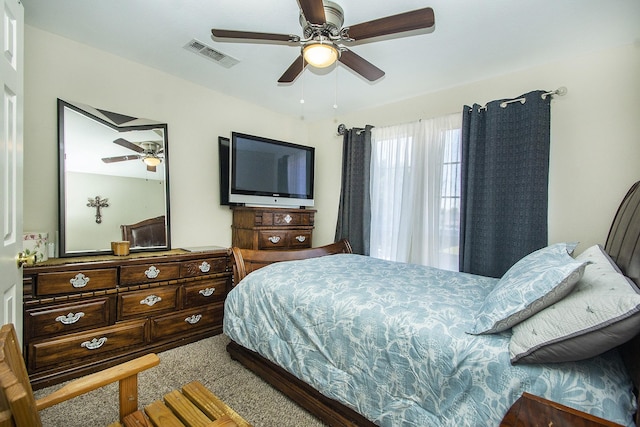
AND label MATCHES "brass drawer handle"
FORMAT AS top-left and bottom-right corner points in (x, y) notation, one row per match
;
(70, 273), (90, 288)
(198, 261), (211, 273)
(185, 314), (202, 325)
(199, 287), (216, 297)
(268, 236), (281, 244)
(55, 312), (85, 325)
(140, 295), (162, 306)
(81, 337), (107, 350)
(144, 266), (160, 279)
(295, 235), (306, 242)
